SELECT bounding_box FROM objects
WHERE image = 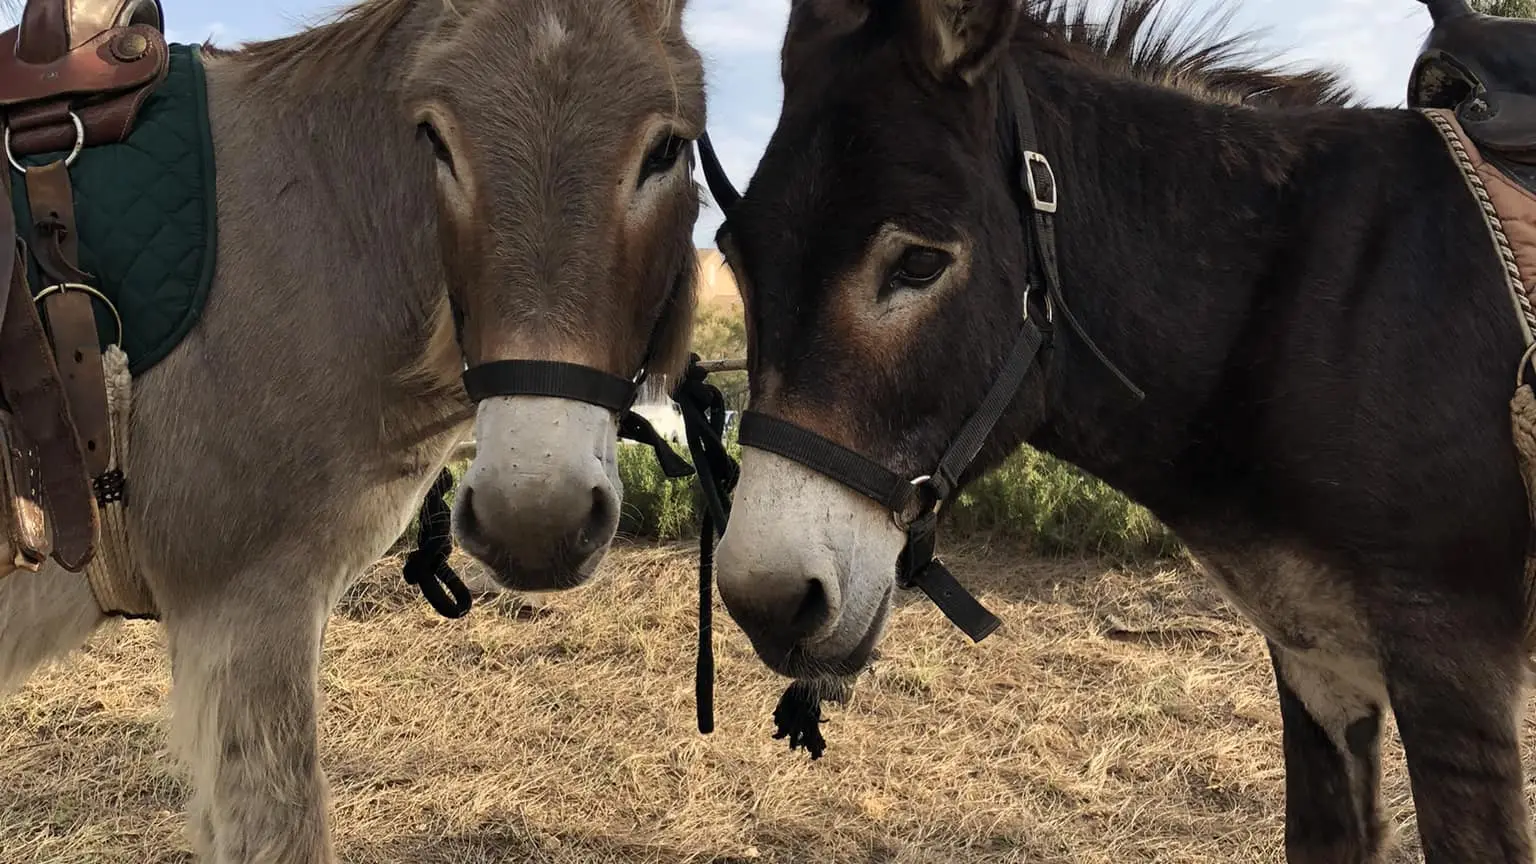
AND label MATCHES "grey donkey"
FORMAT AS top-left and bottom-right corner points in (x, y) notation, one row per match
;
(0, 0), (706, 860)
